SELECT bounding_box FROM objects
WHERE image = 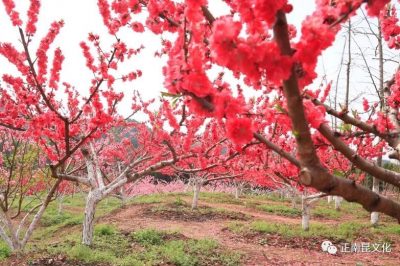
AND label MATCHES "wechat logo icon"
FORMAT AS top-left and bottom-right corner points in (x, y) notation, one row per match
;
(321, 240), (338, 255)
